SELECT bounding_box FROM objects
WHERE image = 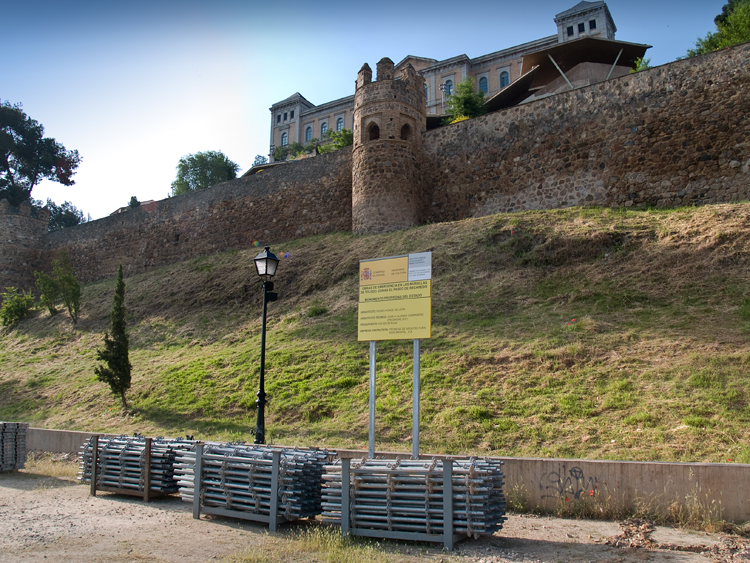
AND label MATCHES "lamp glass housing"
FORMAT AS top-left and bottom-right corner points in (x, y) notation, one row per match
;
(254, 246), (279, 279)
